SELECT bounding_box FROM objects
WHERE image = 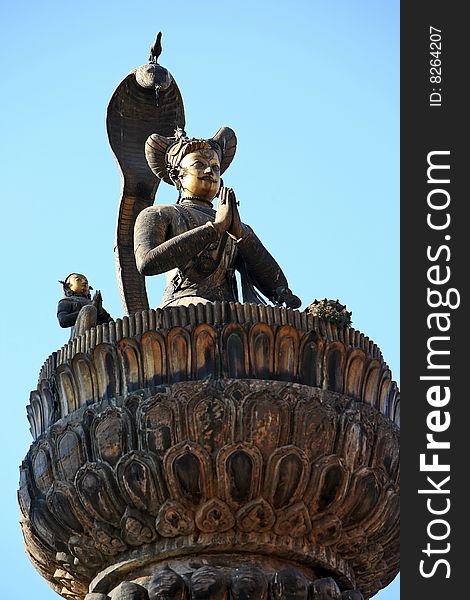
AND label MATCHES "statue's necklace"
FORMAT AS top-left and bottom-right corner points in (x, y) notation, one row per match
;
(180, 198), (215, 217)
